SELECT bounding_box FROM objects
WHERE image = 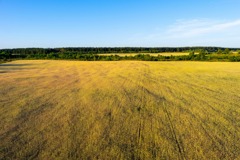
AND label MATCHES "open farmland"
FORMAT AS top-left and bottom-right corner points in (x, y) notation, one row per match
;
(0, 60), (240, 159)
(98, 52), (194, 57)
